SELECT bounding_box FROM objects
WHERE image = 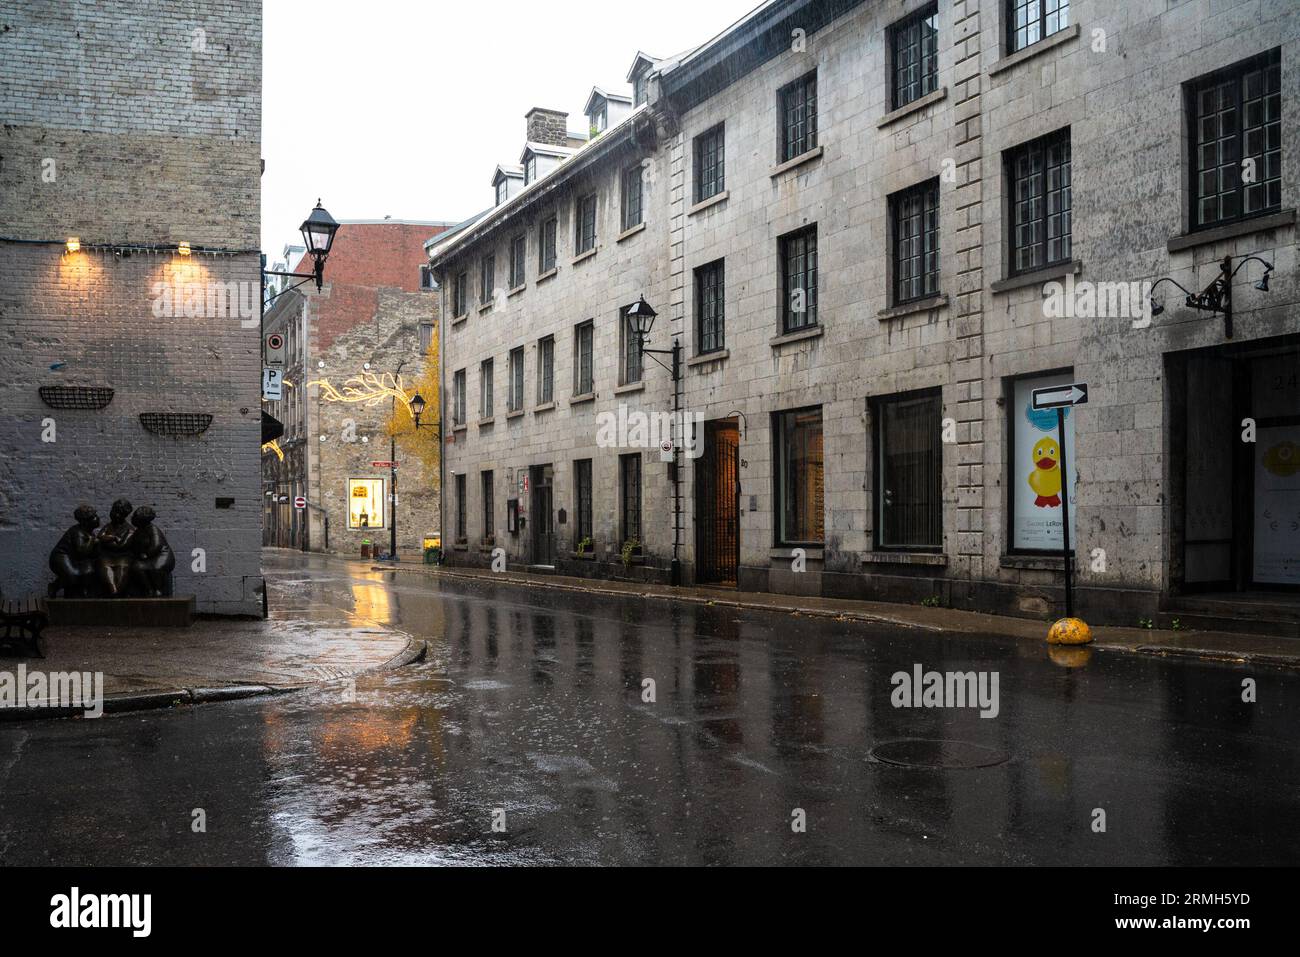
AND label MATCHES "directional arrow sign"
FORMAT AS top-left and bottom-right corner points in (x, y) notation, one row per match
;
(1031, 382), (1088, 410)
